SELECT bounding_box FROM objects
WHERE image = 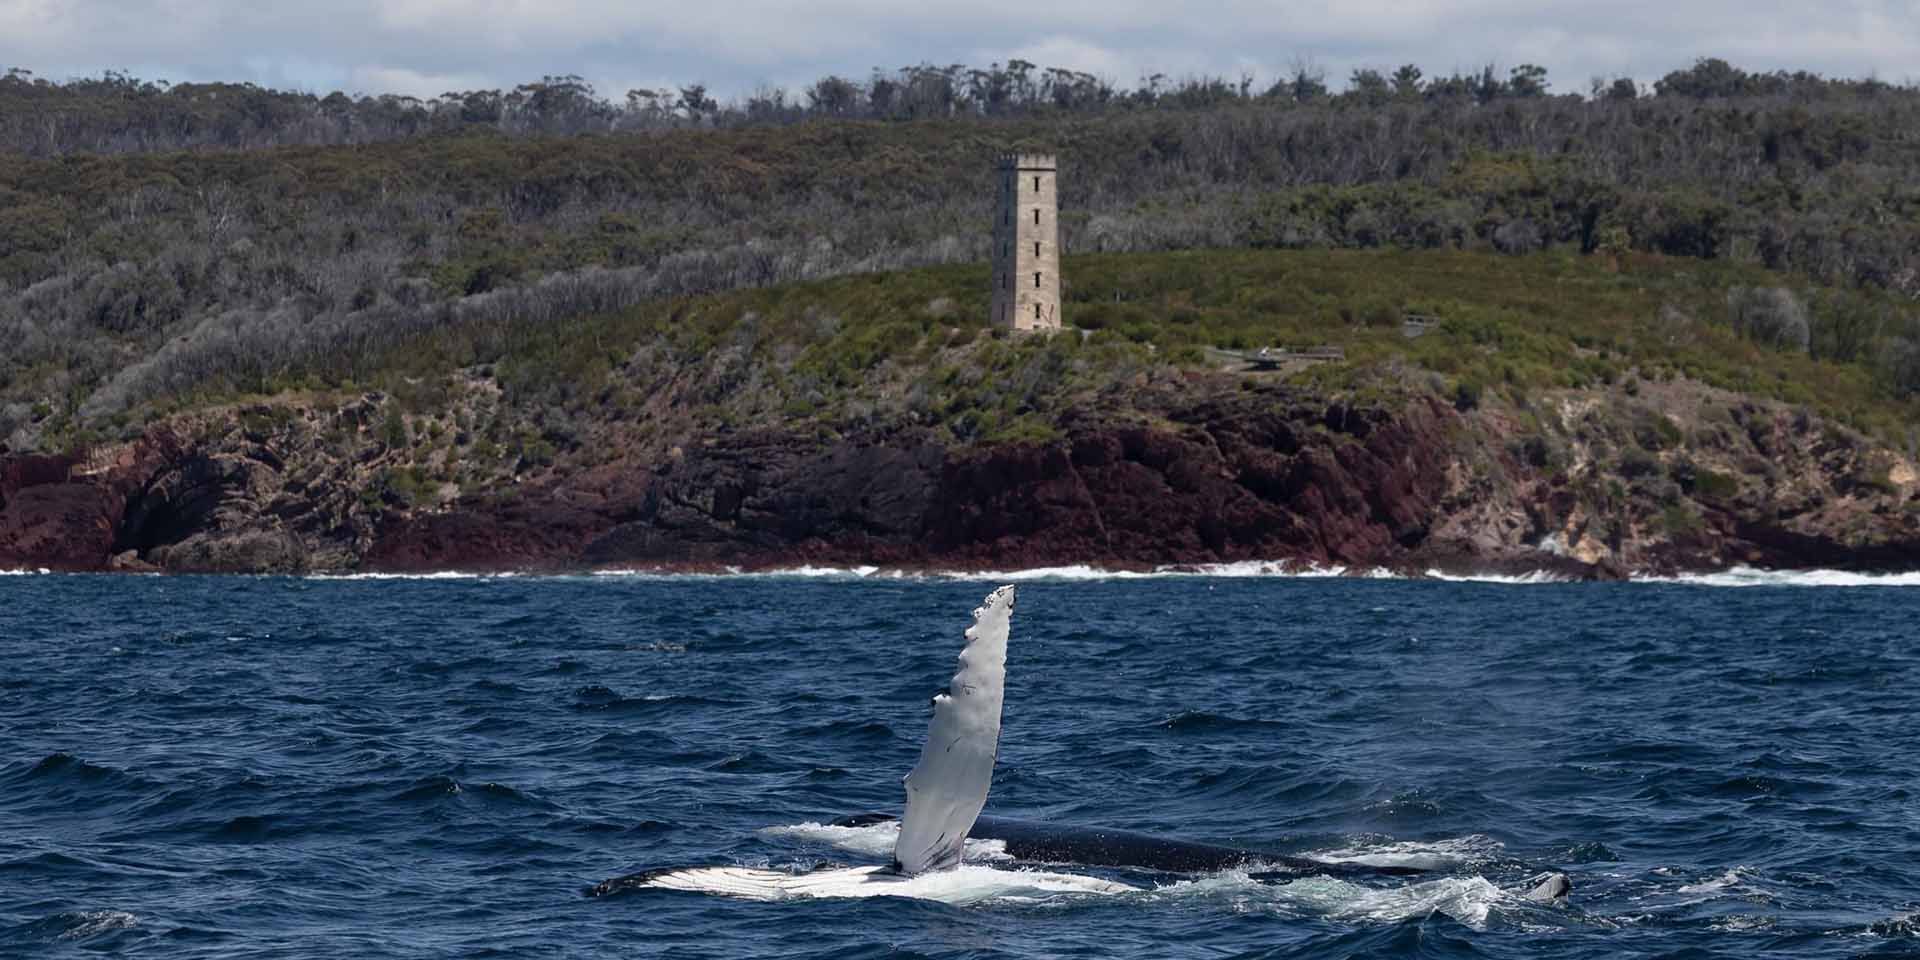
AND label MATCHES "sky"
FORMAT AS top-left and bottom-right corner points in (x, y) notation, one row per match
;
(2, 0), (1916, 100)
